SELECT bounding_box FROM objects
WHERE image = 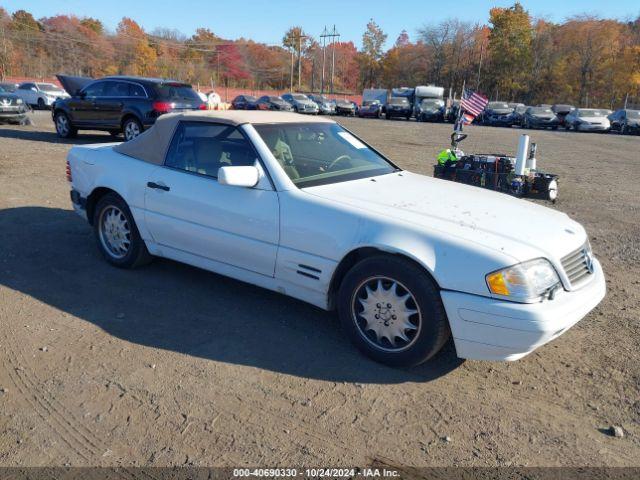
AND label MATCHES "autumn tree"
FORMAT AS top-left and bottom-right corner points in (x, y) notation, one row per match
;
(359, 19), (387, 88)
(486, 2), (533, 100)
(115, 17), (157, 76)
